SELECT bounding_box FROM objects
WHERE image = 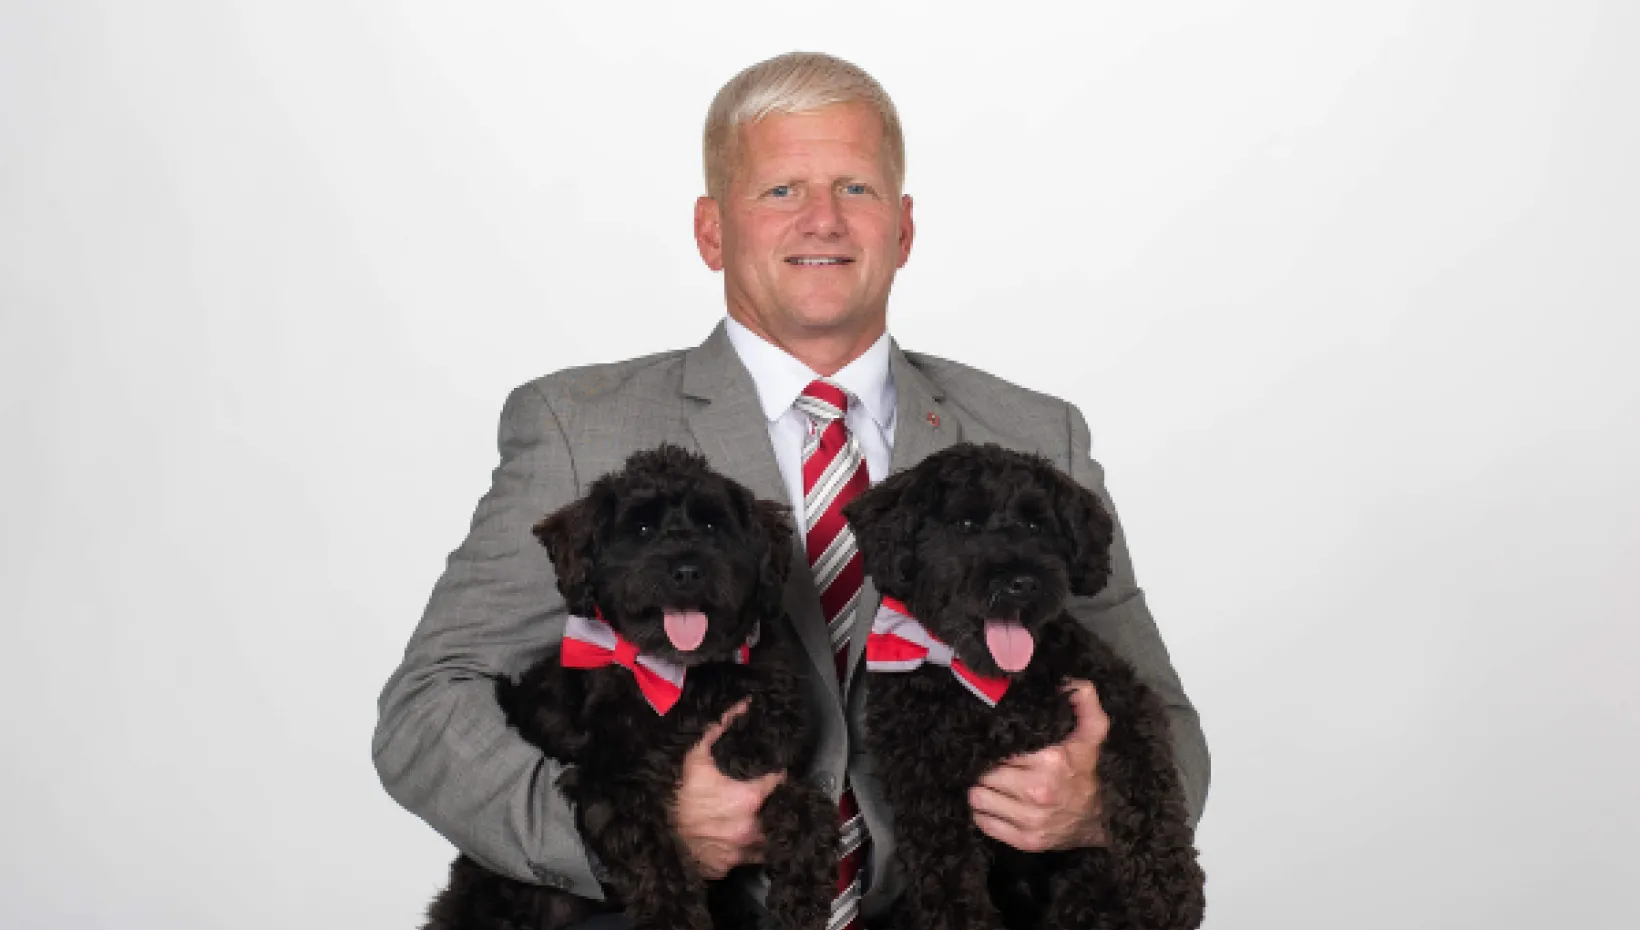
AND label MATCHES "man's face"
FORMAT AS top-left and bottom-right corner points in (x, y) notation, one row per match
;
(695, 102), (914, 349)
